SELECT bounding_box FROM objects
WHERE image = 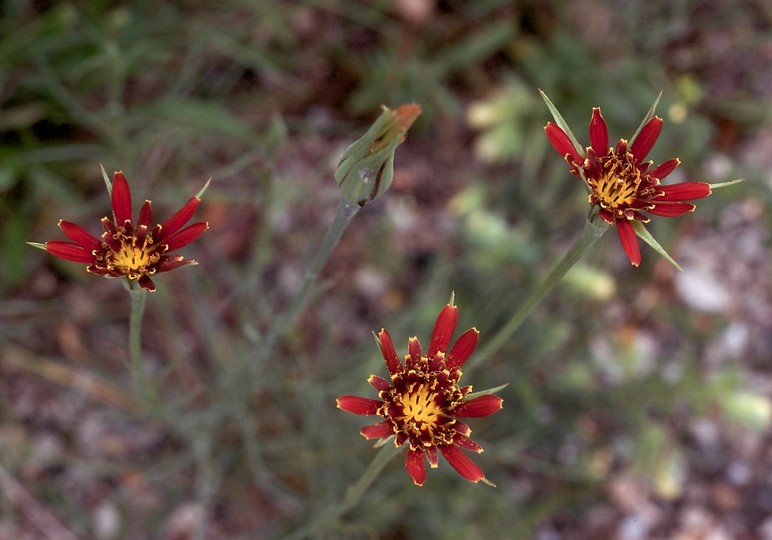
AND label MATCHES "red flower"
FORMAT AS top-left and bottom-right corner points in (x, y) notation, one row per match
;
(337, 302), (503, 486)
(546, 107), (712, 266)
(41, 171), (208, 292)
